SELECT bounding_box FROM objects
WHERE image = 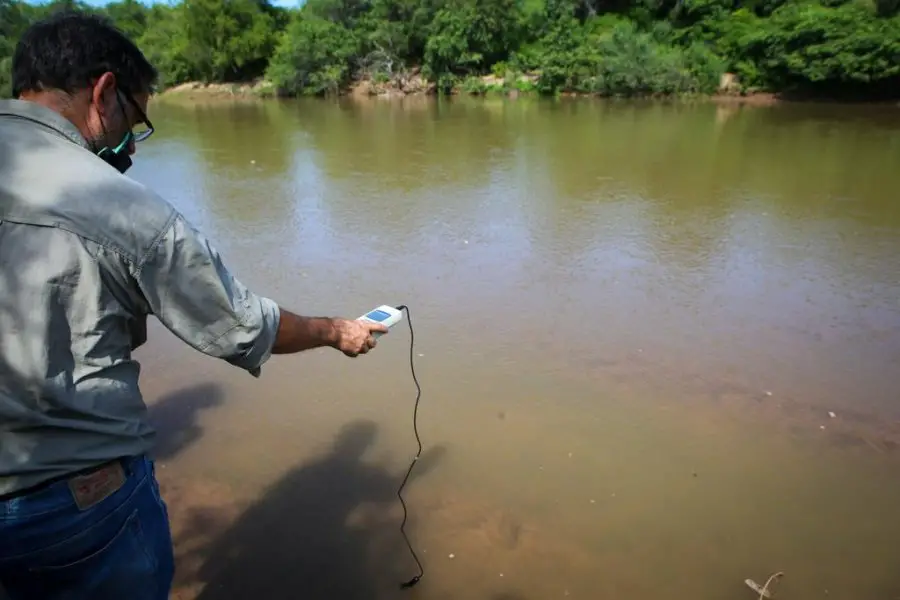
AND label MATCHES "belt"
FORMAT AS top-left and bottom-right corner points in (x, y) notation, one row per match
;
(0, 457), (130, 504)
